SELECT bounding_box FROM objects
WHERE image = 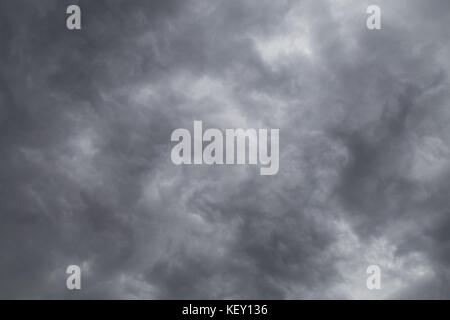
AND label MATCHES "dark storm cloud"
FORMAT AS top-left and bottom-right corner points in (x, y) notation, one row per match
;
(0, 0), (449, 299)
